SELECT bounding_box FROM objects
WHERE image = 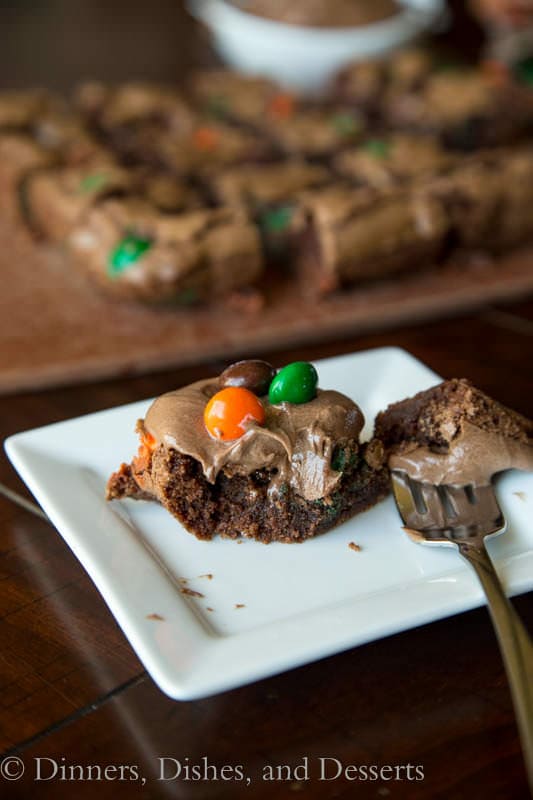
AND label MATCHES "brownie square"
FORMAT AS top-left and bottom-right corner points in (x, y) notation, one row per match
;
(333, 134), (455, 190)
(206, 160), (333, 261)
(297, 184), (450, 293)
(385, 70), (533, 150)
(68, 199), (263, 304)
